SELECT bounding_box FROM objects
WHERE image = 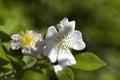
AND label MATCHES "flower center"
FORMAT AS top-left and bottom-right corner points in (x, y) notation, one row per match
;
(57, 34), (73, 49)
(20, 31), (35, 47)
(58, 38), (67, 48)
